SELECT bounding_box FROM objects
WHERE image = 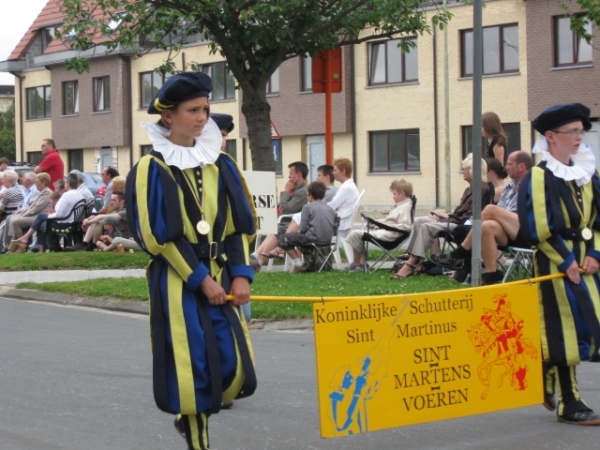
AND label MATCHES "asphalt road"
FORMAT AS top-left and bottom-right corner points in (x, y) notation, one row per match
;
(1, 297), (600, 450)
